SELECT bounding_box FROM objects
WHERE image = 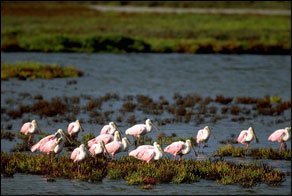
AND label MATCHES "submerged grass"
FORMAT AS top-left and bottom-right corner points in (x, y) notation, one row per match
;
(1, 152), (287, 188)
(1, 61), (83, 80)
